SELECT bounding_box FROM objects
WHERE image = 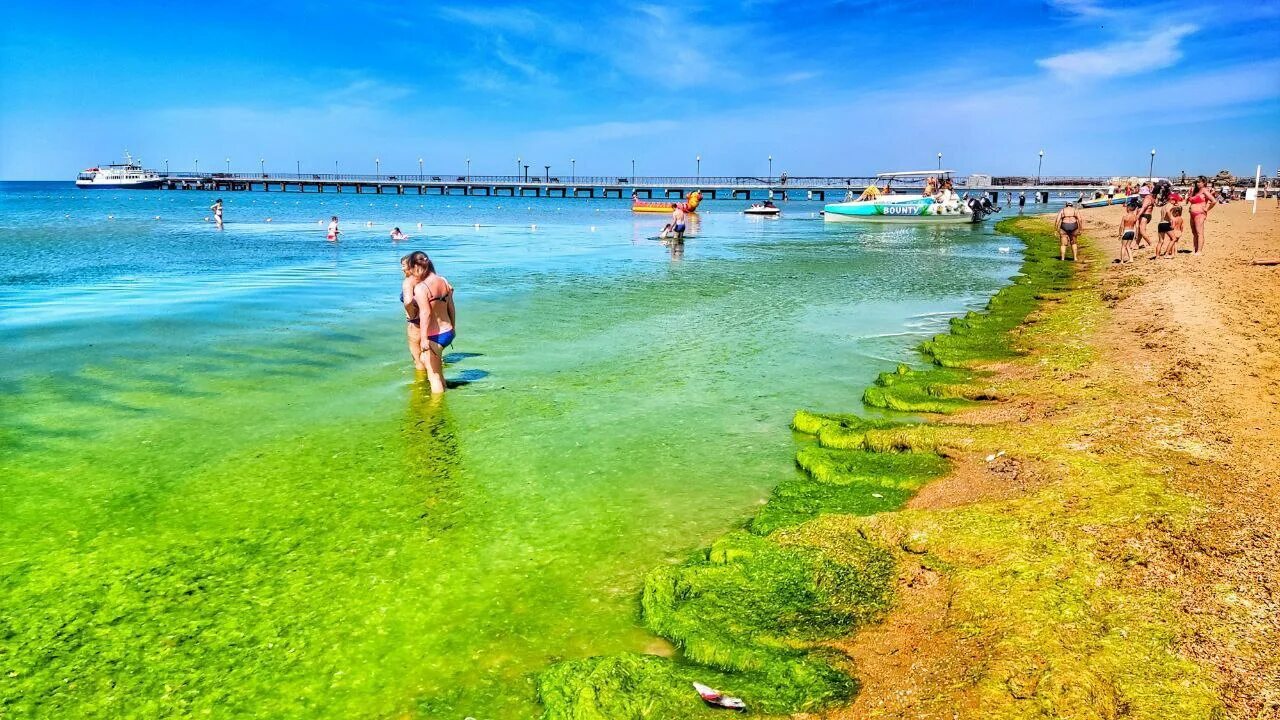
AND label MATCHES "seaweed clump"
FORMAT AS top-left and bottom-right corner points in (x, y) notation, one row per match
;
(538, 528), (892, 718)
